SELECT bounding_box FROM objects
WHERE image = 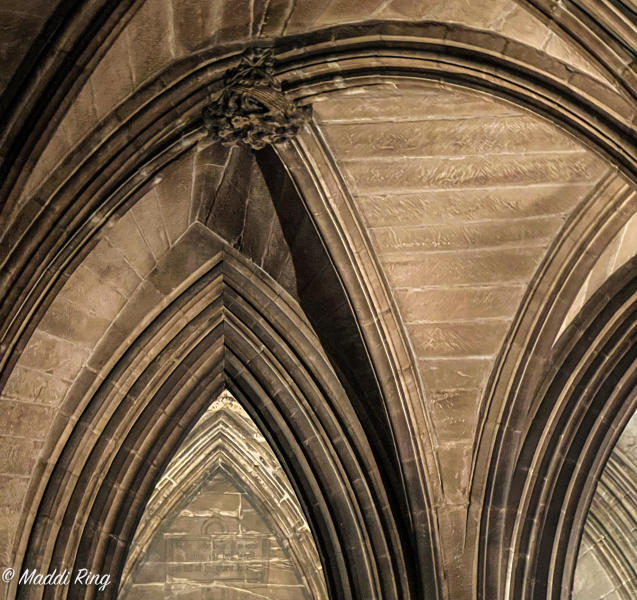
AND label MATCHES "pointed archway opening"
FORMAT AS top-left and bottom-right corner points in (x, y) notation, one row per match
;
(119, 390), (328, 600)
